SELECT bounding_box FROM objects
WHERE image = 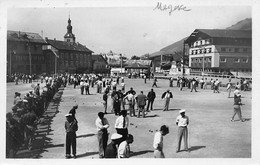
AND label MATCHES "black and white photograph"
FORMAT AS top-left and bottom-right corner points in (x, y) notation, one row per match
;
(1, 0), (260, 164)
